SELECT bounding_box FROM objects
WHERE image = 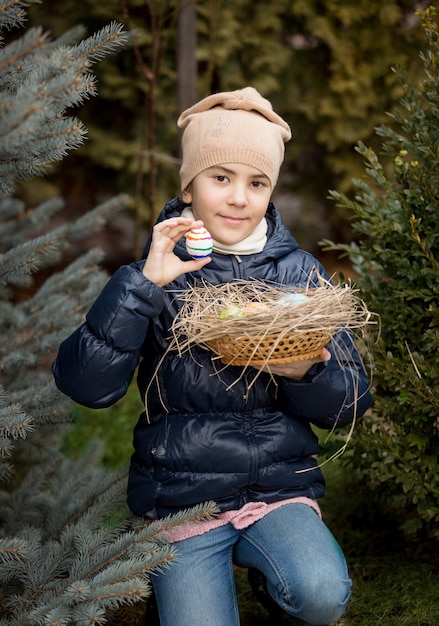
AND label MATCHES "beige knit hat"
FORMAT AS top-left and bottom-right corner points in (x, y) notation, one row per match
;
(177, 87), (292, 191)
